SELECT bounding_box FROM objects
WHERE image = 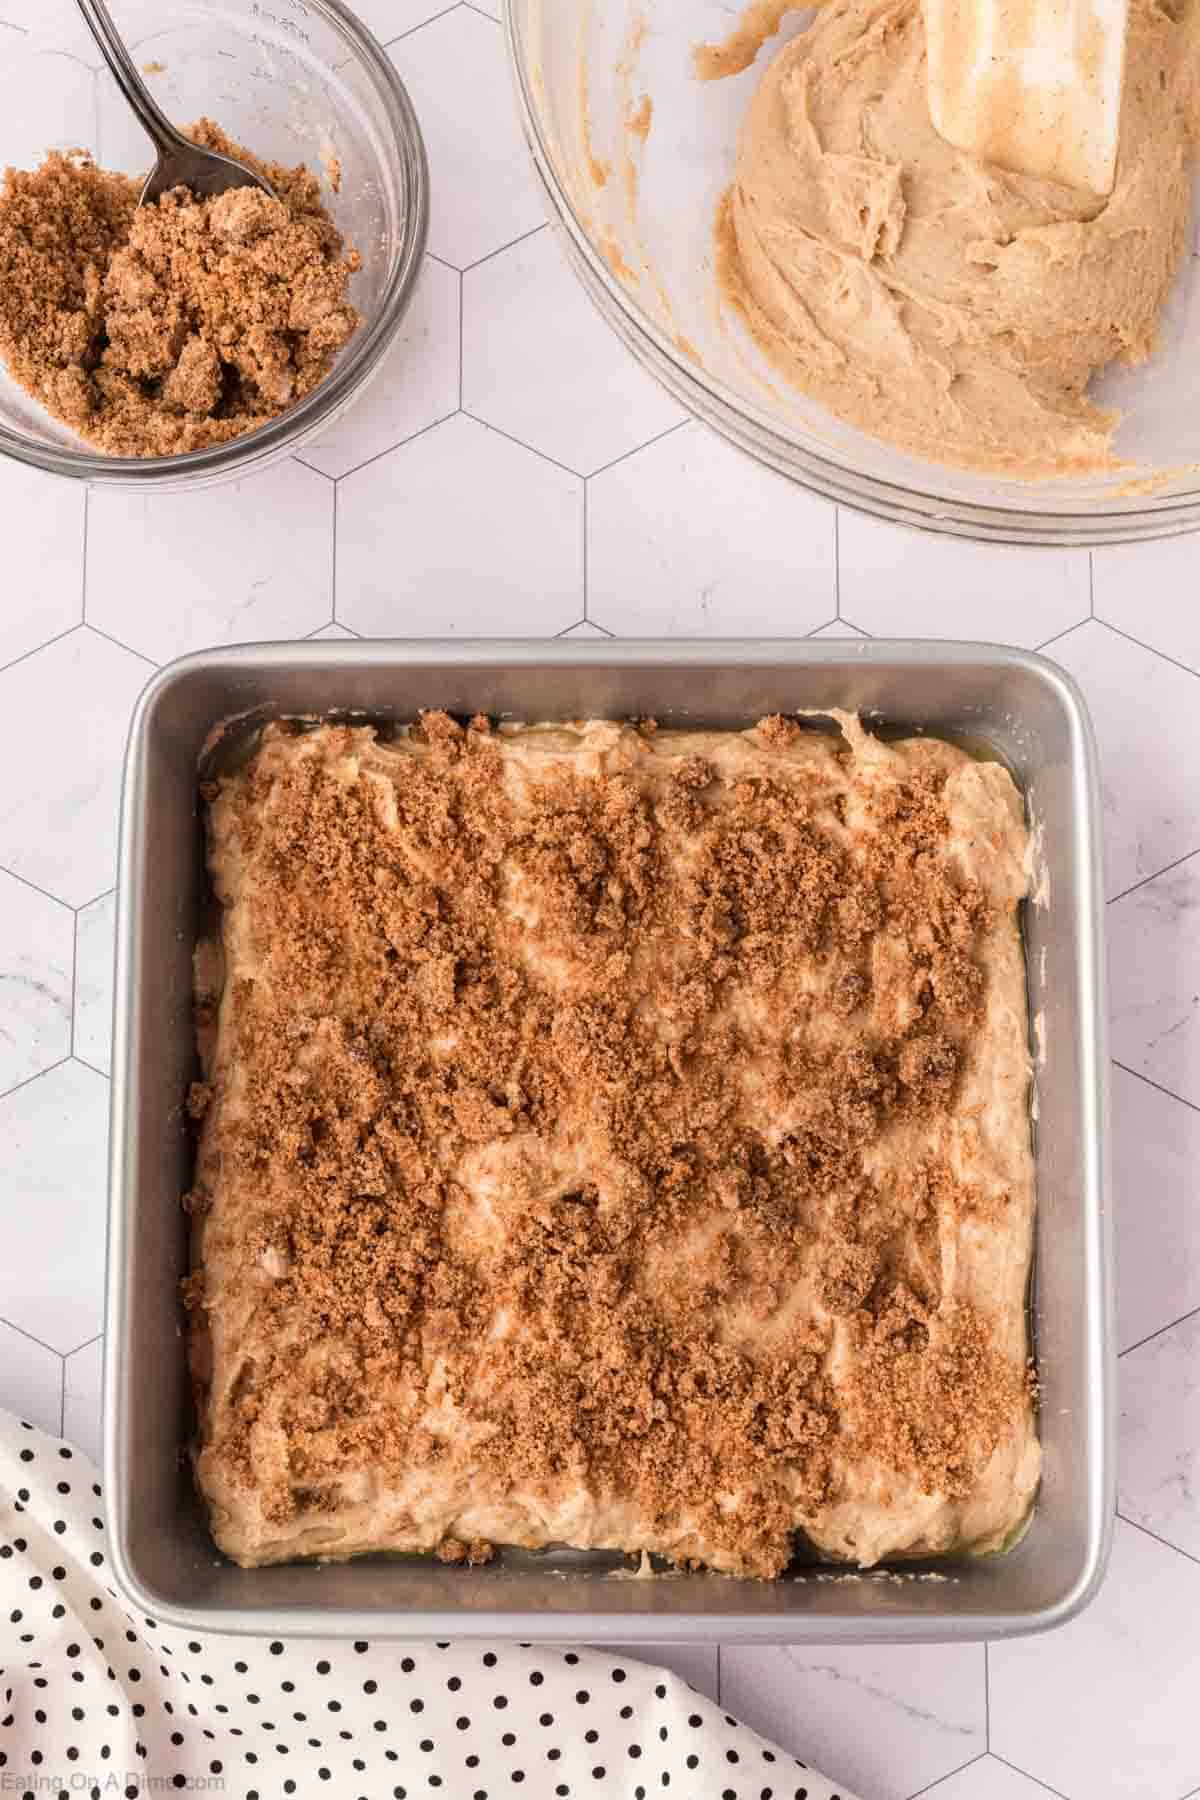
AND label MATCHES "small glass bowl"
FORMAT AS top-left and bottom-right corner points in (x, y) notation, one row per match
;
(507, 0), (1200, 544)
(0, 0), (427, 491)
